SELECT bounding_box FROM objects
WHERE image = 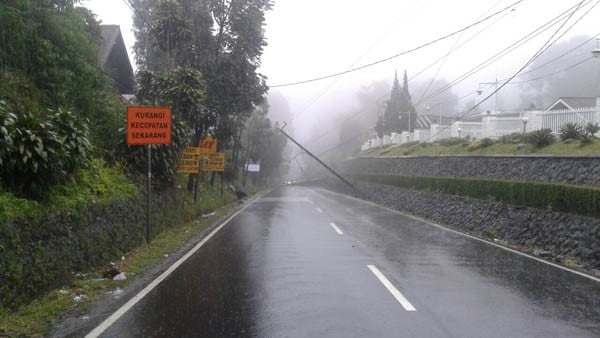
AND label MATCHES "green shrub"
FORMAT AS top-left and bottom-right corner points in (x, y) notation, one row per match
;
(524, 128), (555, 148)
(500, 132), (523, 144)
(467, 140), (482, 151)
(481, 138), (495, 147)
(436, 137), (463, 146)
(354, 174), (600, 219)
(0, 104), (91, 199)
(580, 132), (594, 147)
(580, 123), (599, 147)
(467, 138), (494, 151)
(559, 122), (583, 141)
(585, 122), (600, 136)
(0, 159), (138, 221)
